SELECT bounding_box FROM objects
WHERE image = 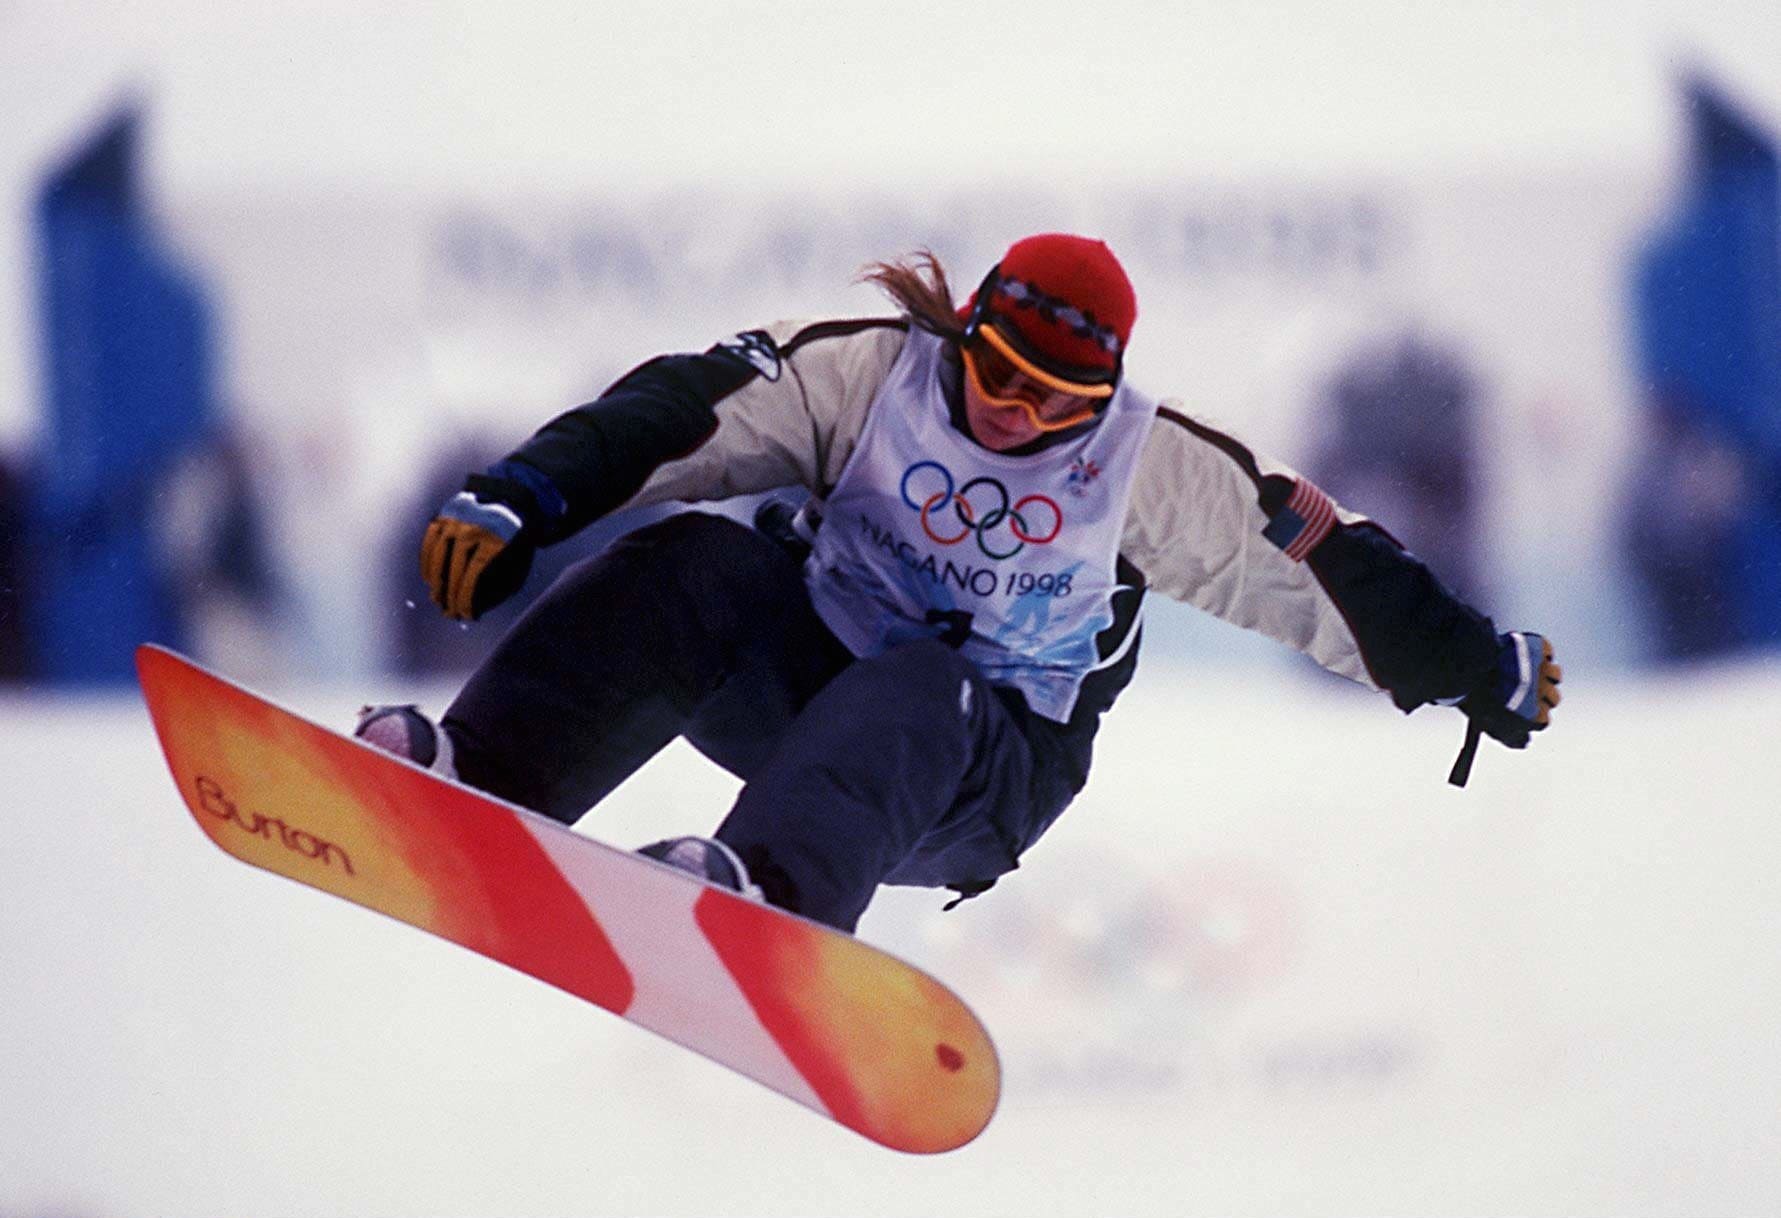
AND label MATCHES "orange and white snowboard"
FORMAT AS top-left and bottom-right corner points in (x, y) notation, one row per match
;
(136, 644), (999, 1153)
